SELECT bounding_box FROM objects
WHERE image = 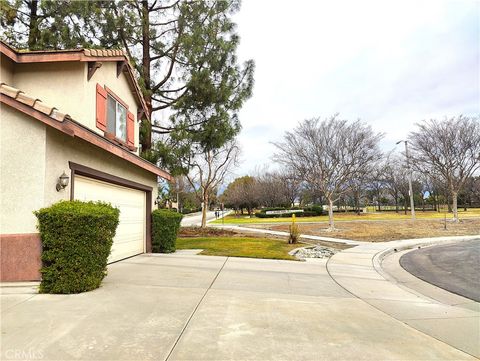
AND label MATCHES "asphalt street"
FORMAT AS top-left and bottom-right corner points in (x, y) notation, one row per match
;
(400, 239), (480, 302)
